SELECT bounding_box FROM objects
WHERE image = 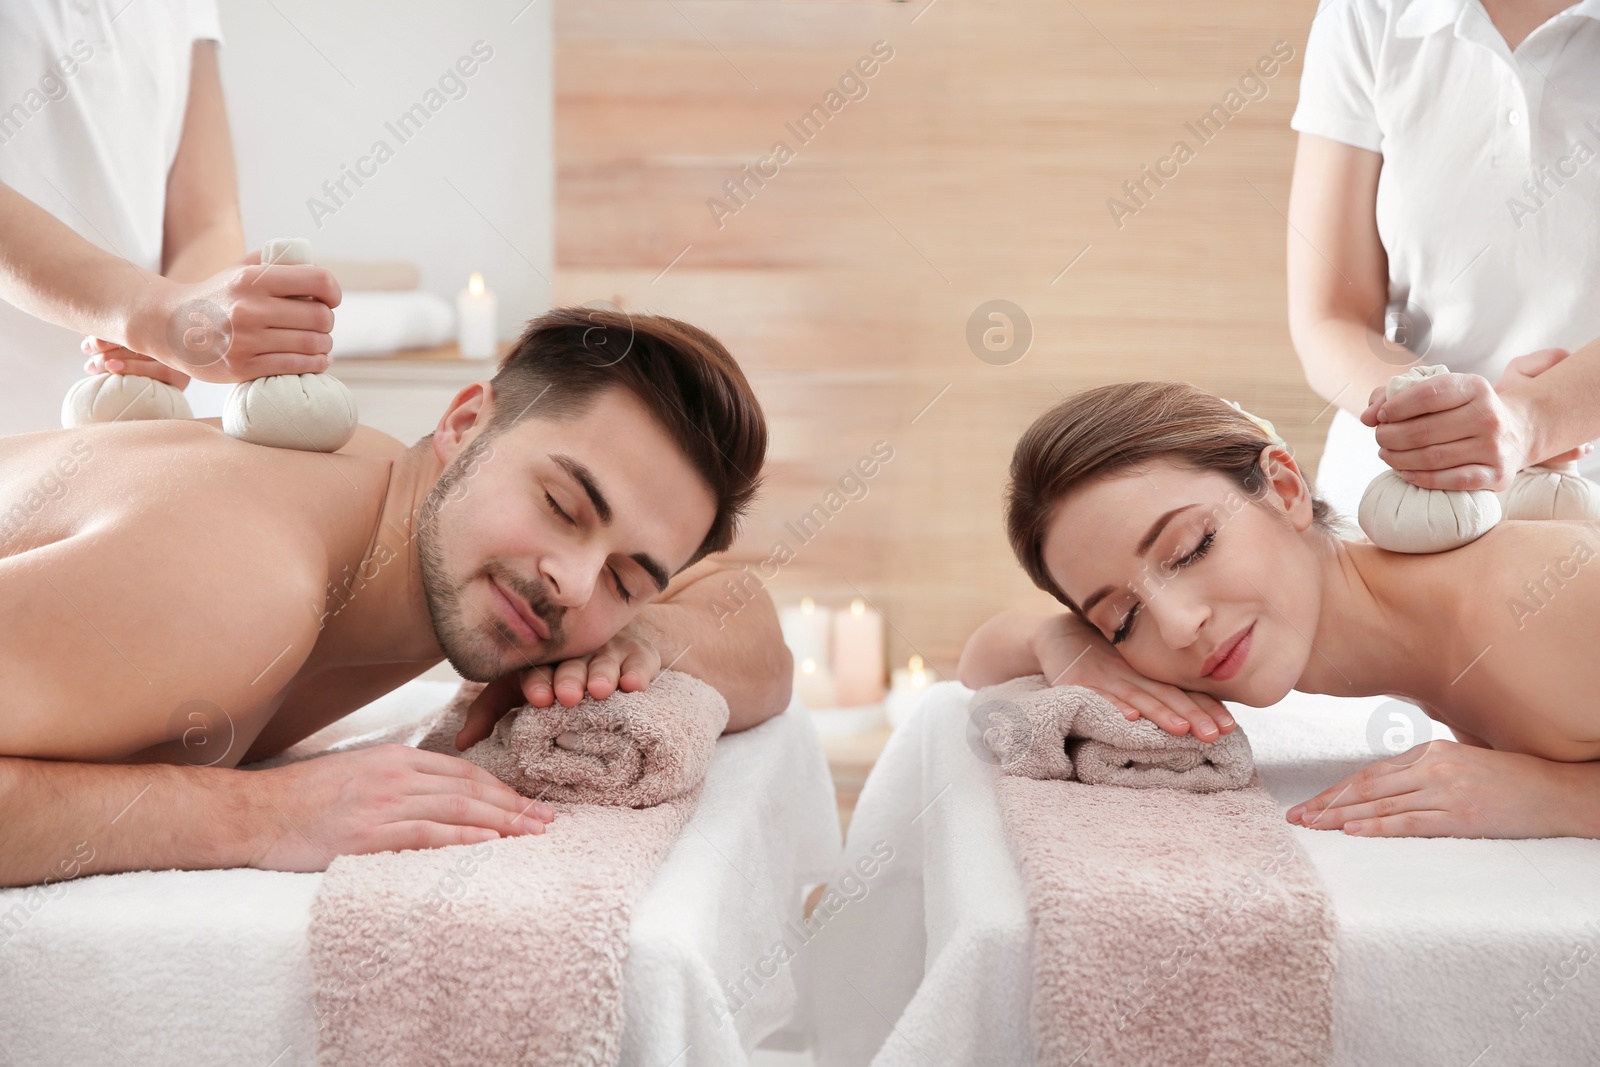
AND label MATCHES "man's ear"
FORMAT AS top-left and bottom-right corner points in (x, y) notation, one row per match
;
(1258, 443), (1315, 531)
(432, 382), (496, 464)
